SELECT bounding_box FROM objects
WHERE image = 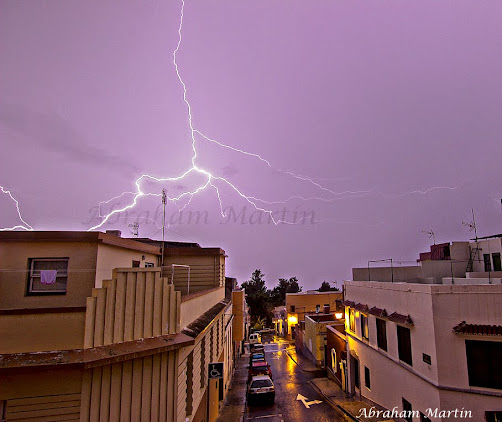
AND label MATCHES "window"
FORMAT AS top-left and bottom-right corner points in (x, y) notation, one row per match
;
(0, 401), (6, 422)
(145, 262), (154, 268)
(466, 340), (502, 390)
(331, 349), (337, 372)
(349, 308), (355, 332)
(493, 253), (501, 272)
(186, 351), (194, 416)
(316, 304), (320, 313)
(485, 411), (502, 422)
(484, 254), (492, 272)
(402, 398), (413, 422)
(360, 314), (369, 340)
(422, 353), (431, 365)
(28, 258), (68, 294)
(420, 412), (432, 422)
(132, 260), (140, 268)
(290, 305), (295, 312)
(364, 366), (370, 389)
(397, 325), (413, 366)
(376, 318), (387, 351)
